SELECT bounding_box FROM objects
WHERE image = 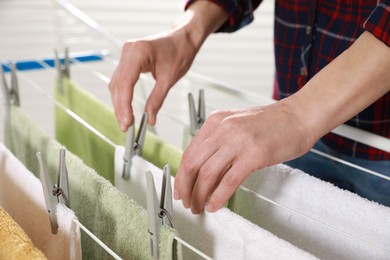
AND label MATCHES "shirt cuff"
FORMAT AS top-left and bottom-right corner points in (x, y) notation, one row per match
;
(363, 0), (390, 47)
(185, 0), (261, 32)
